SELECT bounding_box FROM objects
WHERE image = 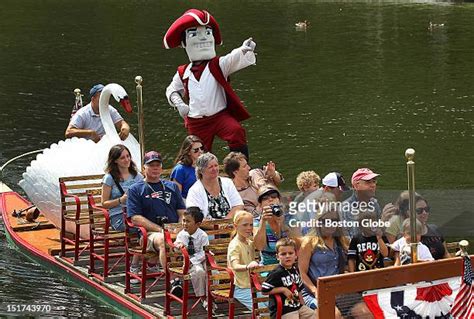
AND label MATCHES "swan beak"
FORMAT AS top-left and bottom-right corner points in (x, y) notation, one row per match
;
(119, 96), (133, 113)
